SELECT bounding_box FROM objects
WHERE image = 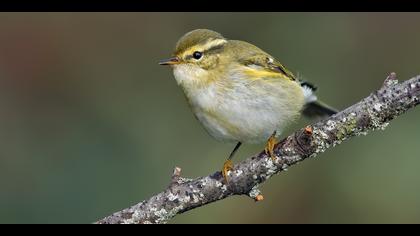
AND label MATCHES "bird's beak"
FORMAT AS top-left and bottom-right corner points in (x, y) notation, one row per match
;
(159, 57), (181, 65)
